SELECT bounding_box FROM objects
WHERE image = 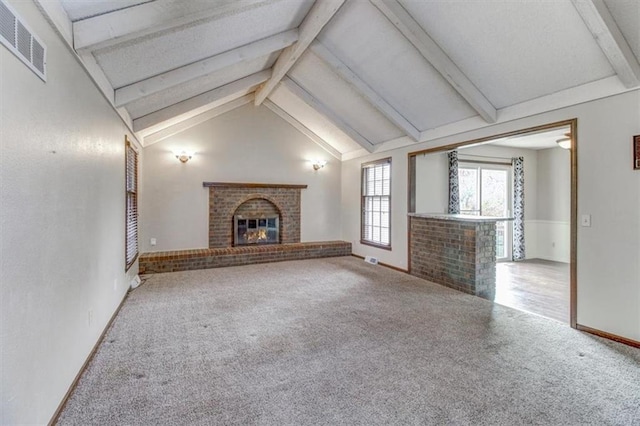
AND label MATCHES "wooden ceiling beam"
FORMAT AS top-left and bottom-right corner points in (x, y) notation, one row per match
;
(254, 0), (346, 106)
(73, 0), (271, 52)
(571, 0), (640, 88)
(133, 70), (270, 133)
(310, 41), (421, 141)
(115, 29), (298, 107)
(142, 95), (255, 146)
(264, 99), (342, 159)
(281, 77), (375, 152)
(371, 0), (497, 124)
